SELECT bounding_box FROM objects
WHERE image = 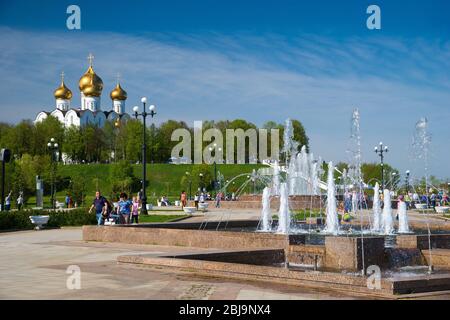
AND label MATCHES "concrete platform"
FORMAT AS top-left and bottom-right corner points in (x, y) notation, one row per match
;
(117, 250), (450, 298)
